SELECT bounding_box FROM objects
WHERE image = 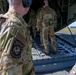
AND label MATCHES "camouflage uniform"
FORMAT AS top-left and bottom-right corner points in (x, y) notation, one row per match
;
(0, 12), (35, 75)
(36, 6), (57, 54)
(0, 1), (4, 14)
(28, 9), (36, 38)
(70, 63), (76, 75)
